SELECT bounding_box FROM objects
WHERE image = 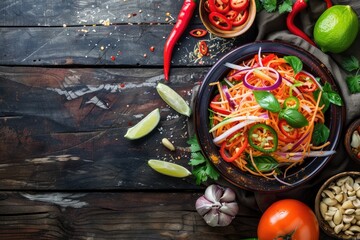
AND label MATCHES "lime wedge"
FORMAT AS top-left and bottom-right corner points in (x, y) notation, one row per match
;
(148, 159), (192, 178)
(156, 82), (191, 117)
(124, 108), (160, 140)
